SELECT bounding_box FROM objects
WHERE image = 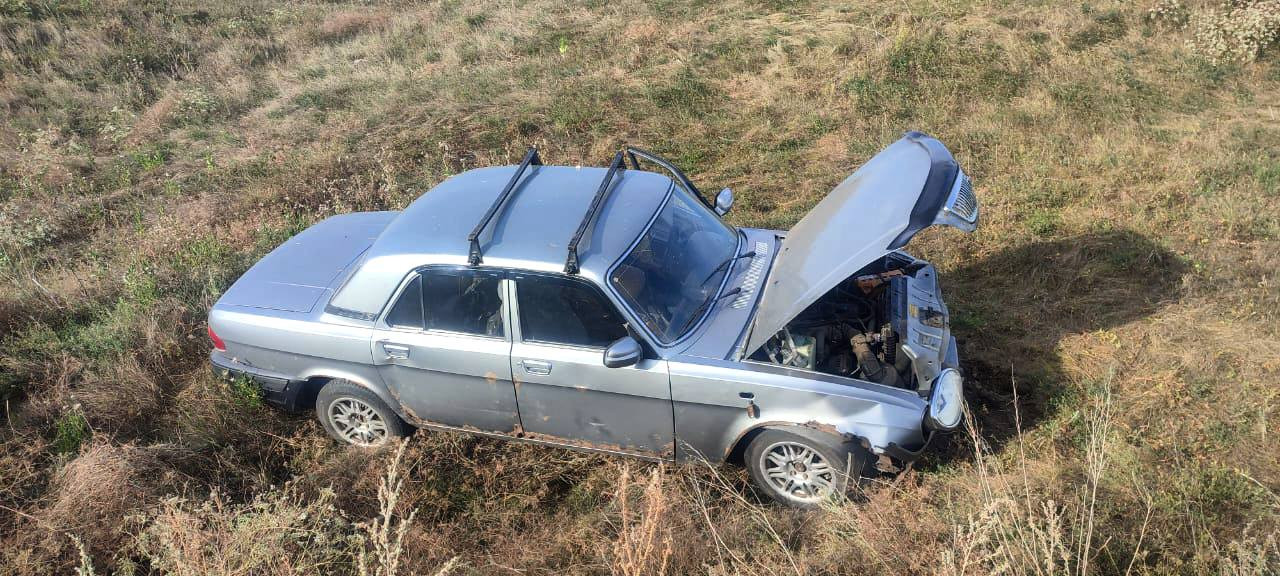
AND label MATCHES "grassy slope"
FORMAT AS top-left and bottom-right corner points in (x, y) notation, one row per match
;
(1, 0), (1278, 574)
